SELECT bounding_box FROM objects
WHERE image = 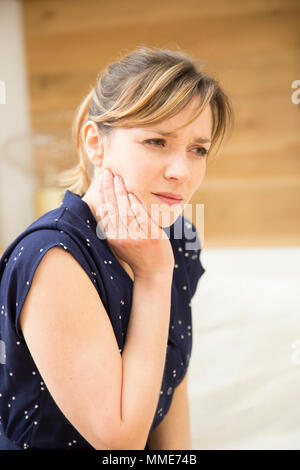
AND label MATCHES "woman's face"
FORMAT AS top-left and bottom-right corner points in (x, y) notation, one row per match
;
(84, 95), (212, 228)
